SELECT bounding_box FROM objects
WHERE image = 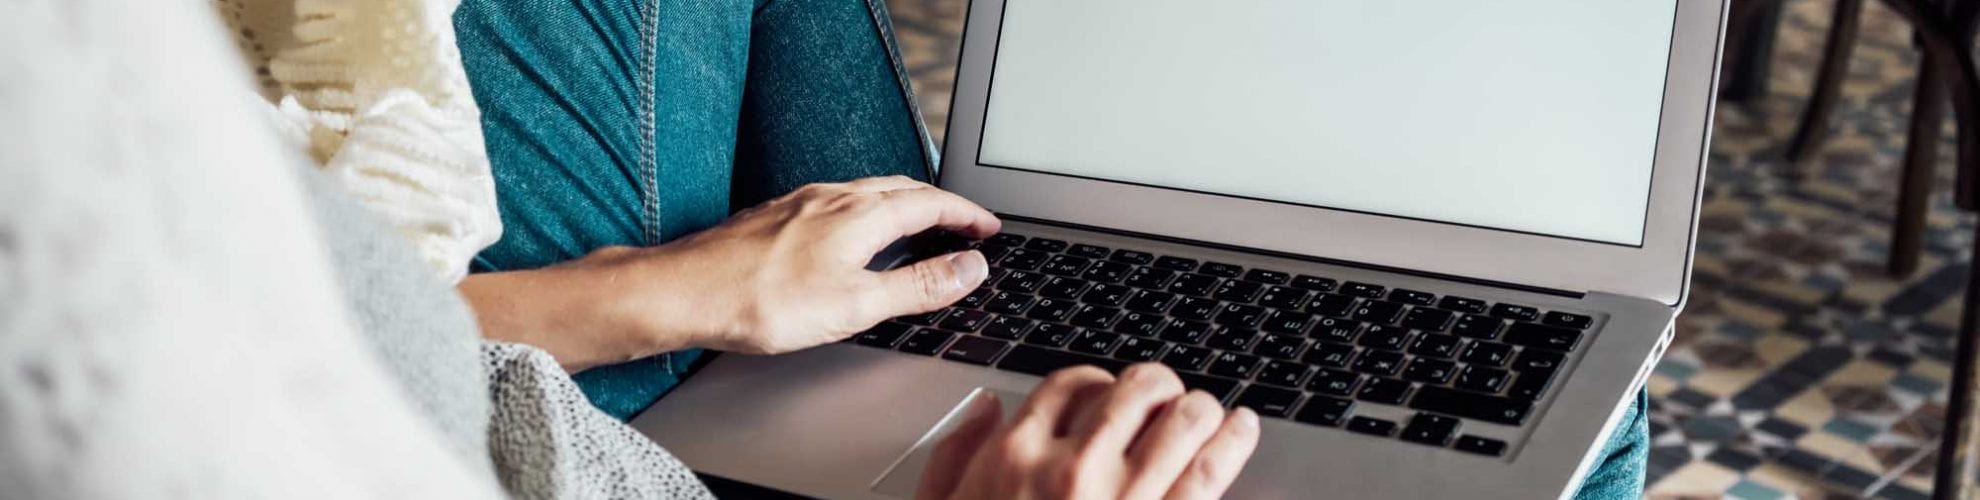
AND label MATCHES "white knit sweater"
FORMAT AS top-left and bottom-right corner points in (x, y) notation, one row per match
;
(213, 0), (501, 283)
